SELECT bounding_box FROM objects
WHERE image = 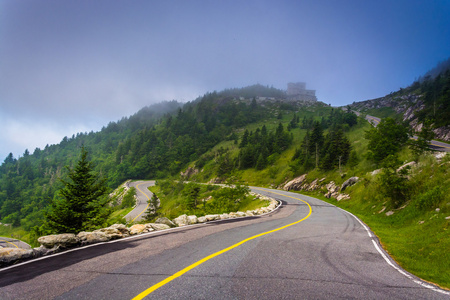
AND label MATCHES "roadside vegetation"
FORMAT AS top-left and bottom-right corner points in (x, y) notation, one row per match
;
(147, 180), (269, 221)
